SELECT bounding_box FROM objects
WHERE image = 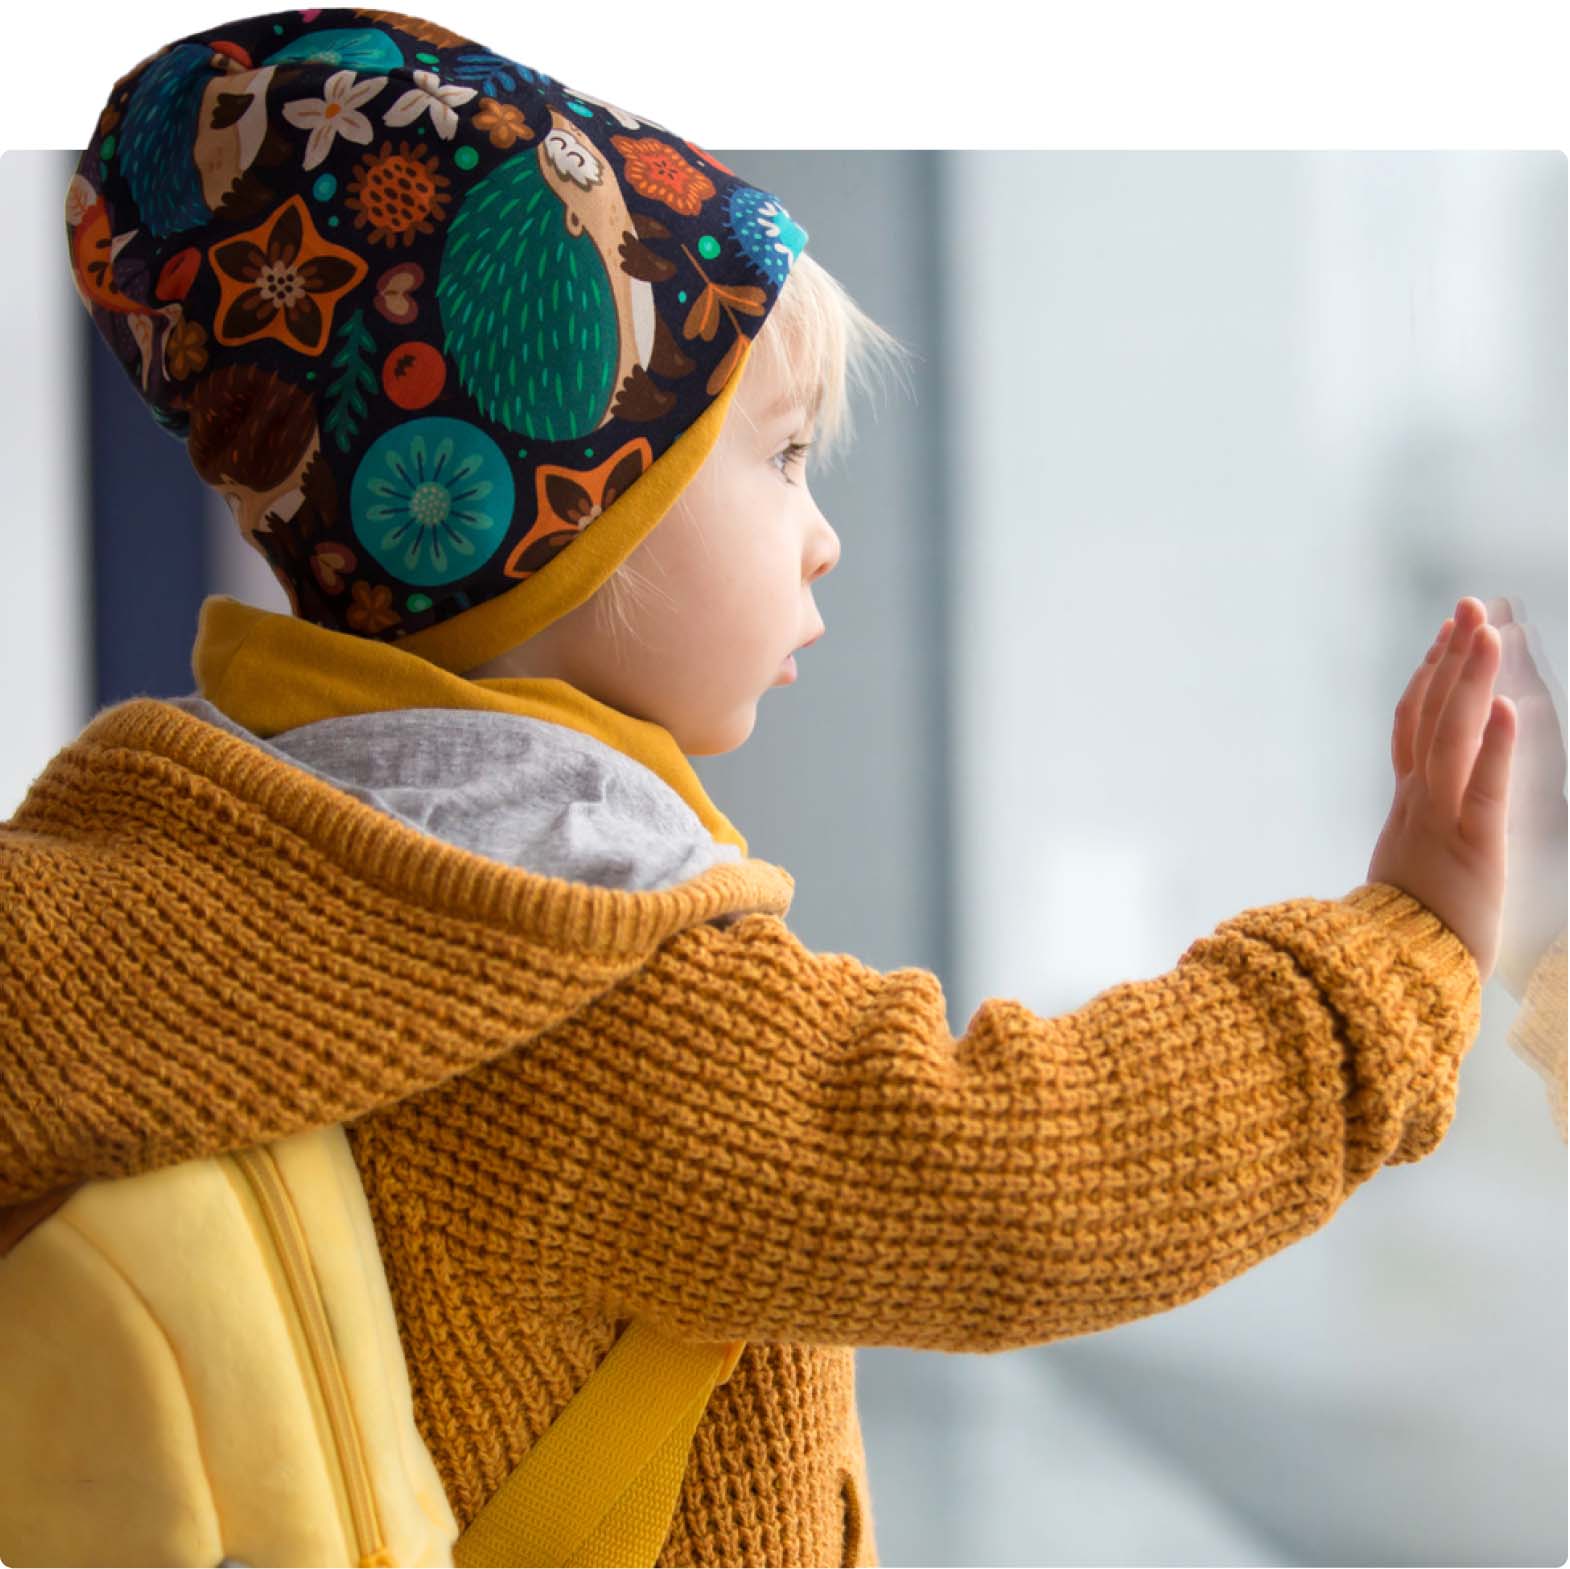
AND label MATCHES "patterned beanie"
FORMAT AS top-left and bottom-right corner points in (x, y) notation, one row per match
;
(67, 7), (809, 672)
